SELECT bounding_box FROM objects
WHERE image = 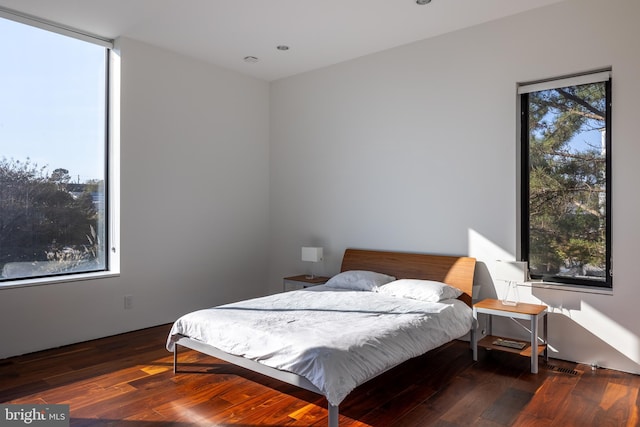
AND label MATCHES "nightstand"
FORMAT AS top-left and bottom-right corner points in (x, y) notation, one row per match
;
(283, 275), (330, 292)
(472, 298), (548, 373)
